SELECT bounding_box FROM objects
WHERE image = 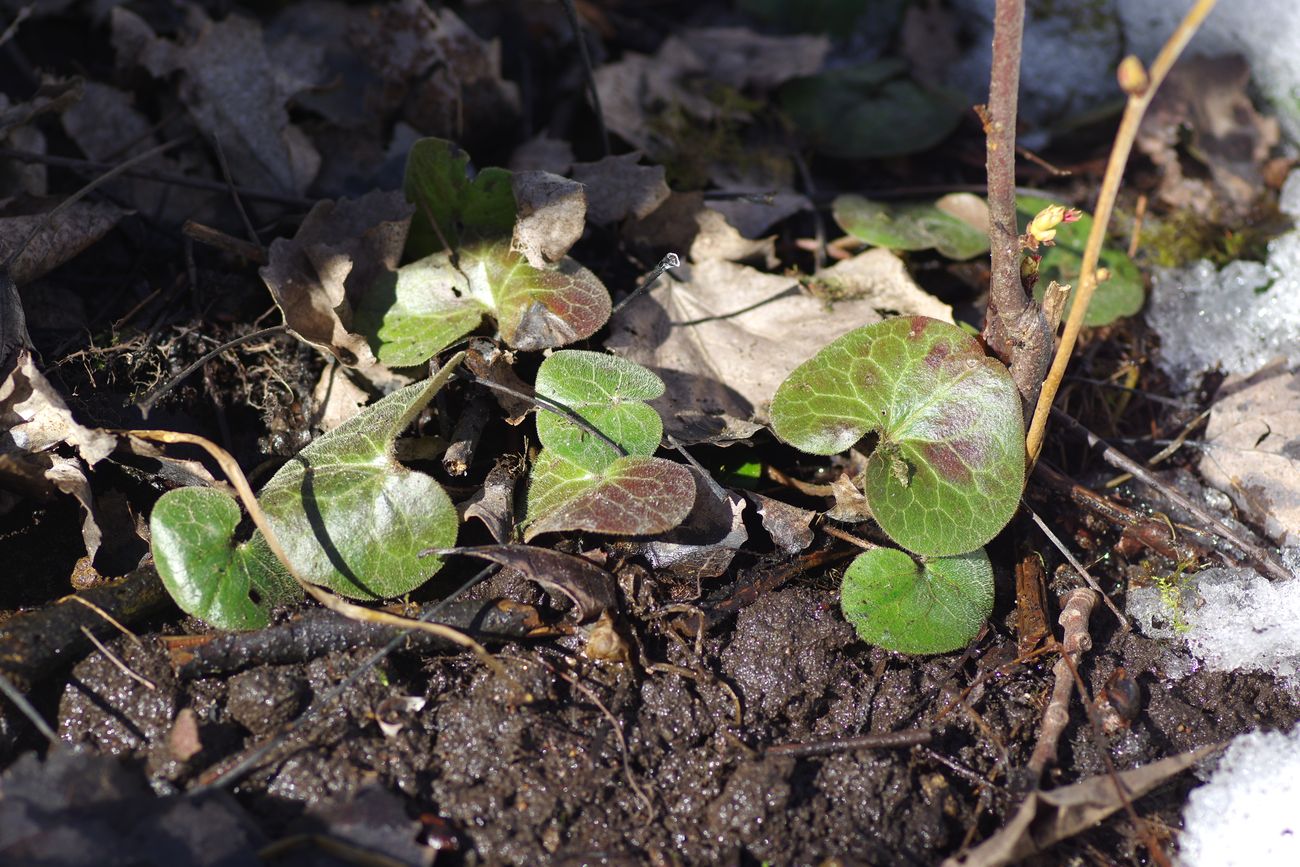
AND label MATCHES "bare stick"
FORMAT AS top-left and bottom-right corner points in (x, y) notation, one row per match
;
(0, 147), (315, 208)
(982, 0), (1051, 412)
(1024, 503), (1128, 629)
(1027, 0), (1219, 461)
(0, 671), (59, 745)
(1027, 587), (1098, 781)
(1050, 407), (1291, 582)
(767, 729), (932, 757)
(610, 253), (680, 318)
